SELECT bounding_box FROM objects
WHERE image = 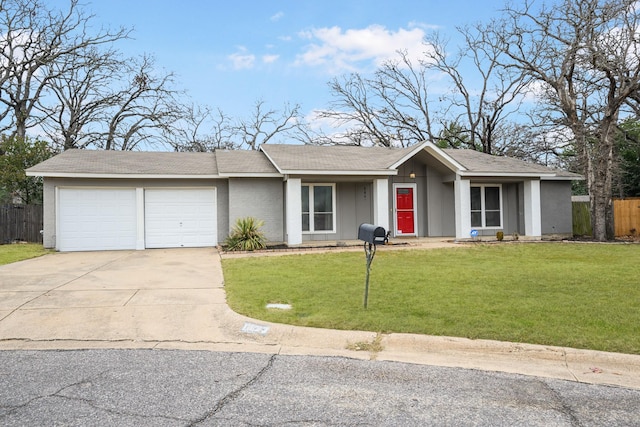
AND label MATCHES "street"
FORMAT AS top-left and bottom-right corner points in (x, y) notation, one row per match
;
(1, 349), (638, 426)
